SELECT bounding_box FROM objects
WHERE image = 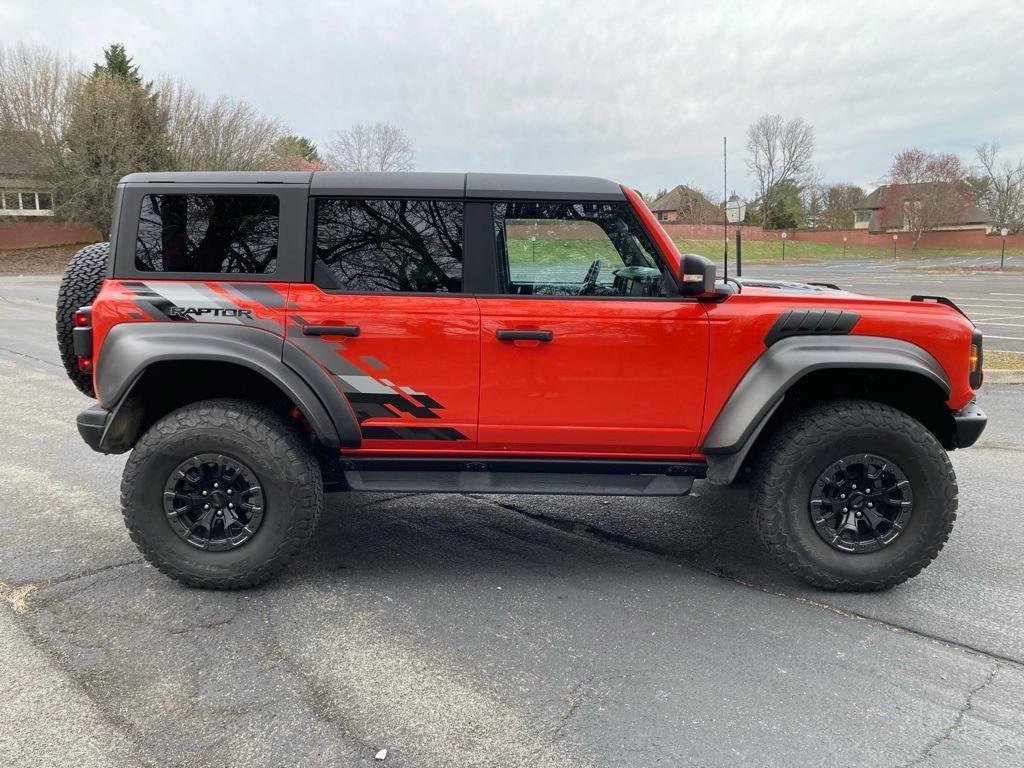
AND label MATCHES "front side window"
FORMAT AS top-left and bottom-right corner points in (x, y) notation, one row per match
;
(135, 194), (279, 273)
(494, 201), (671, 297)
(313, 198), (464, 292)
